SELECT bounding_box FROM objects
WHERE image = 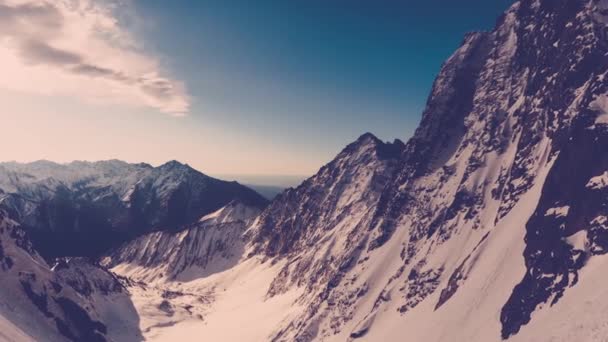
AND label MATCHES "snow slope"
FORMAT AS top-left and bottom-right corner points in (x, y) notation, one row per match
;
(103, 201), (263, 283)
(134, 258), (303, 342)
